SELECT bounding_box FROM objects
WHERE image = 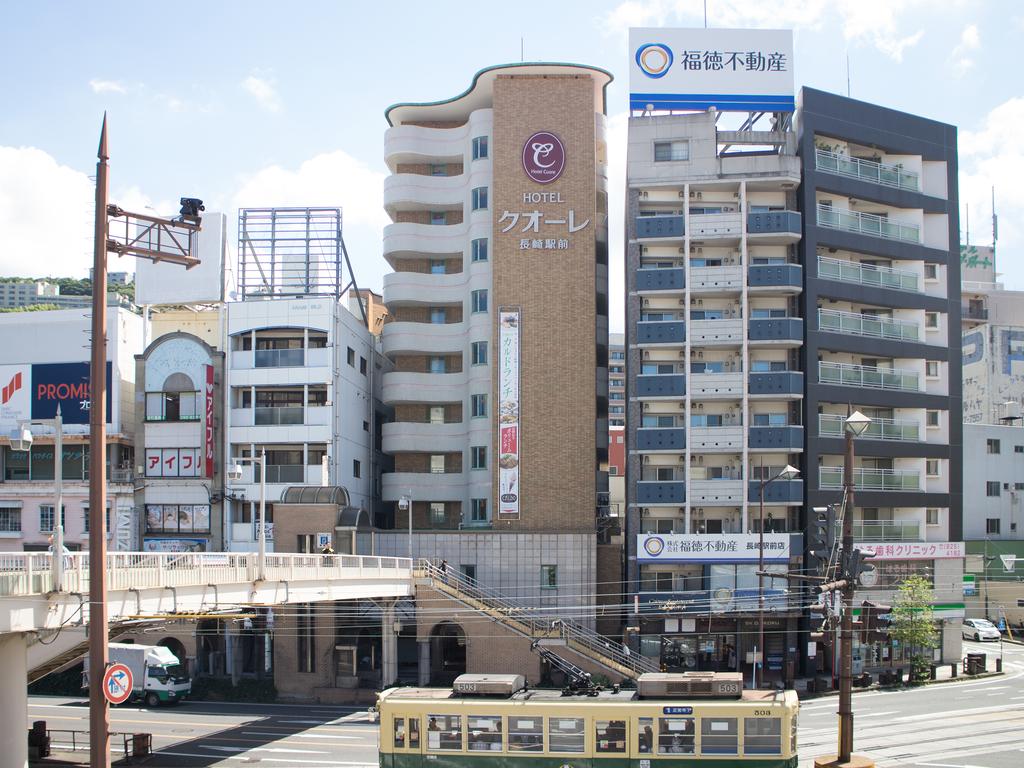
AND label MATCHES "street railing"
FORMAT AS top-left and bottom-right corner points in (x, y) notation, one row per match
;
(0, 552), (413, 597)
